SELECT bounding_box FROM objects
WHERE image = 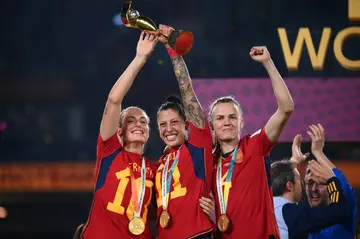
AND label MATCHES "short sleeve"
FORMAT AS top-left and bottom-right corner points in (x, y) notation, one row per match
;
(187, 121), (212, 148)
(97, 132), (122, 159)
(249, 128), (276, 156)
